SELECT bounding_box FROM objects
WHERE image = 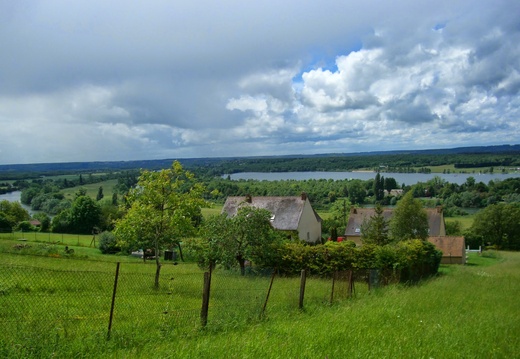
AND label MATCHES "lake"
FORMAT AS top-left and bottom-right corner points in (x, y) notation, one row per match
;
(225, 171), (520, 185)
